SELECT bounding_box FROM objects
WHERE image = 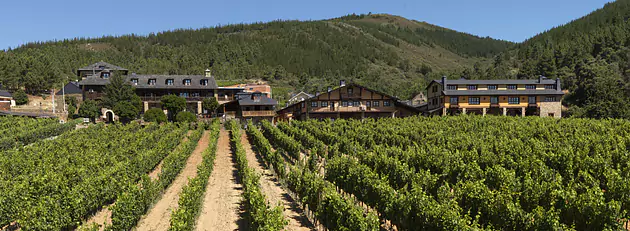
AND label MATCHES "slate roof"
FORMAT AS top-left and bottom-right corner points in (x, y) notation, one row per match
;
(432, 78), (558, 85)
(56, 82), (82, 95)
(443, 89), (565, 96)
(77, 61), (128, 71)
(0, 90), (11, 98)
(79, 75), (219, 89)
(237, 92), (277, 106)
